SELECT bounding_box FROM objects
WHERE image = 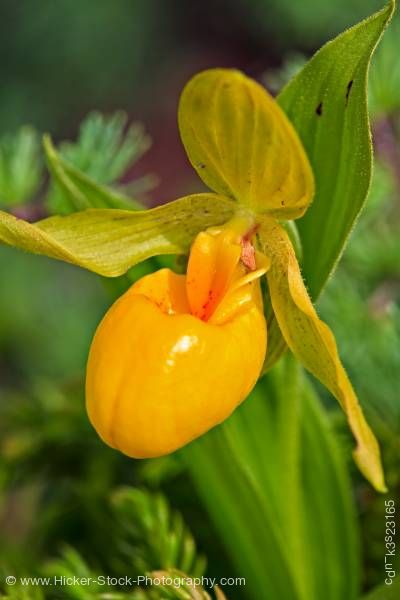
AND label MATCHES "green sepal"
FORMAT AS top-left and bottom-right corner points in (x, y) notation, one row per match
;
(0, 194), (235, 277)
